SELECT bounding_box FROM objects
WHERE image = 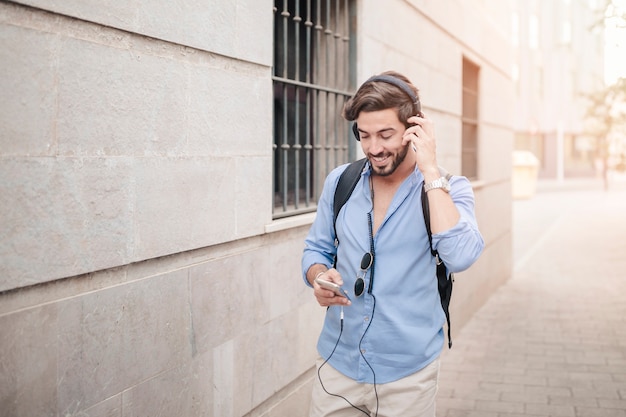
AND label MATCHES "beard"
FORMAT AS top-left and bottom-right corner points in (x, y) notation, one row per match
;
(368, 143), (410, 177)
